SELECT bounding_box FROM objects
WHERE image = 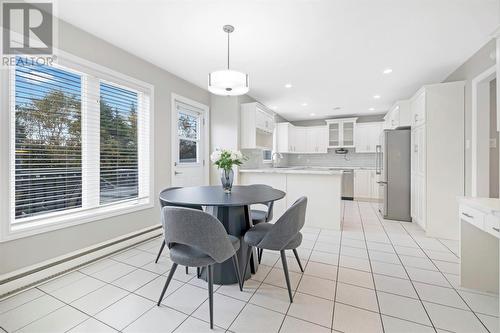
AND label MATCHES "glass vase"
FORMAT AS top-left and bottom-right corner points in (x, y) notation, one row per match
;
(220, 168), (234, 193)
